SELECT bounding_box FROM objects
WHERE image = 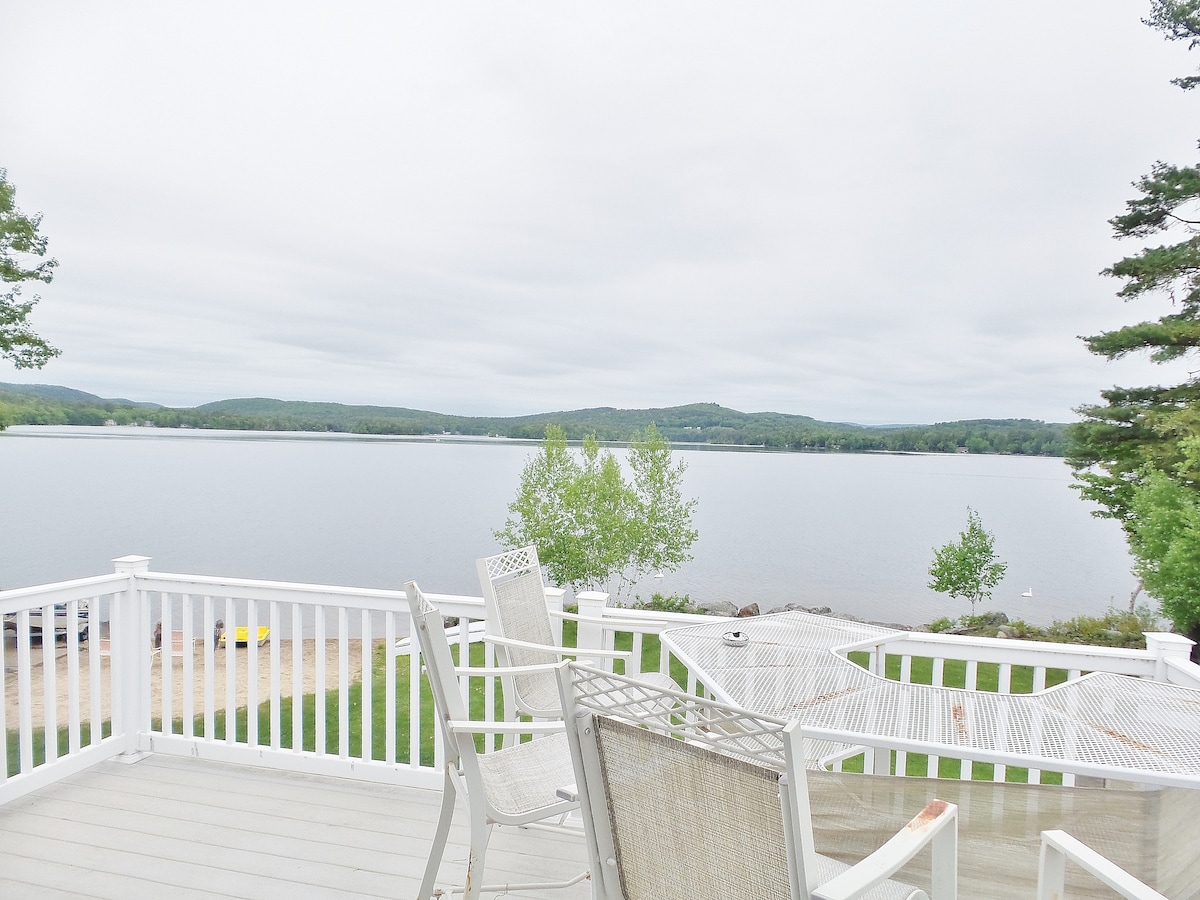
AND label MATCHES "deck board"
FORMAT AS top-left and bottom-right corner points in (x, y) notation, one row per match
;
(0, 755), (592, 900)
